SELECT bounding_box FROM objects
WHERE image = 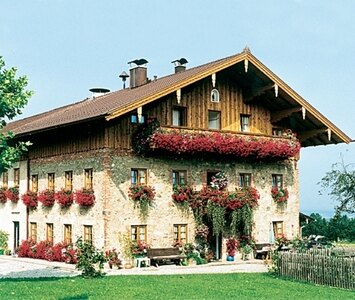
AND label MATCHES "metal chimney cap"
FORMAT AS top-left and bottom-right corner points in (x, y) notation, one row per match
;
(89, 88), (110, 94)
